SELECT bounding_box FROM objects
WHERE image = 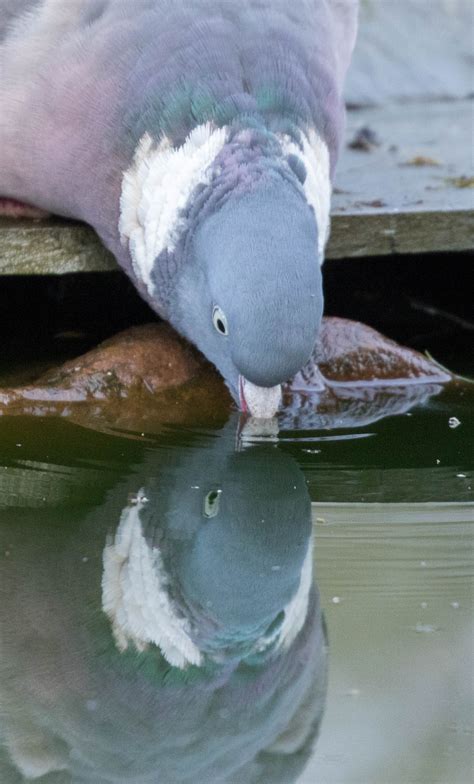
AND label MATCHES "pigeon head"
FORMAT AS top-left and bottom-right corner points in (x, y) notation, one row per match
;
(177, 178), (323, 414)
(102, 418), (315, 666)
(120, 126), (328, 417)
